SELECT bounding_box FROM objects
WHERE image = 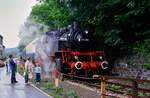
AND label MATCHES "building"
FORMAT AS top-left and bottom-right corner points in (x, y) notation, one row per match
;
(0, 35), (5, 59)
